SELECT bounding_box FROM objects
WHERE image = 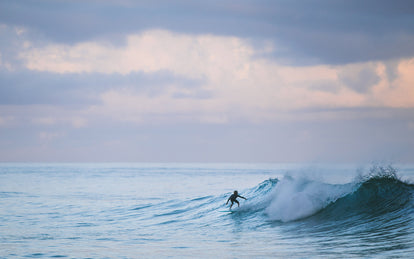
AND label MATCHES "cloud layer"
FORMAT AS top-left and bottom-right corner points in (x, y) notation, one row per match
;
(2, 0), (414, 64)
(13, 29), (414, 124)
(1, 1), (414, 162)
